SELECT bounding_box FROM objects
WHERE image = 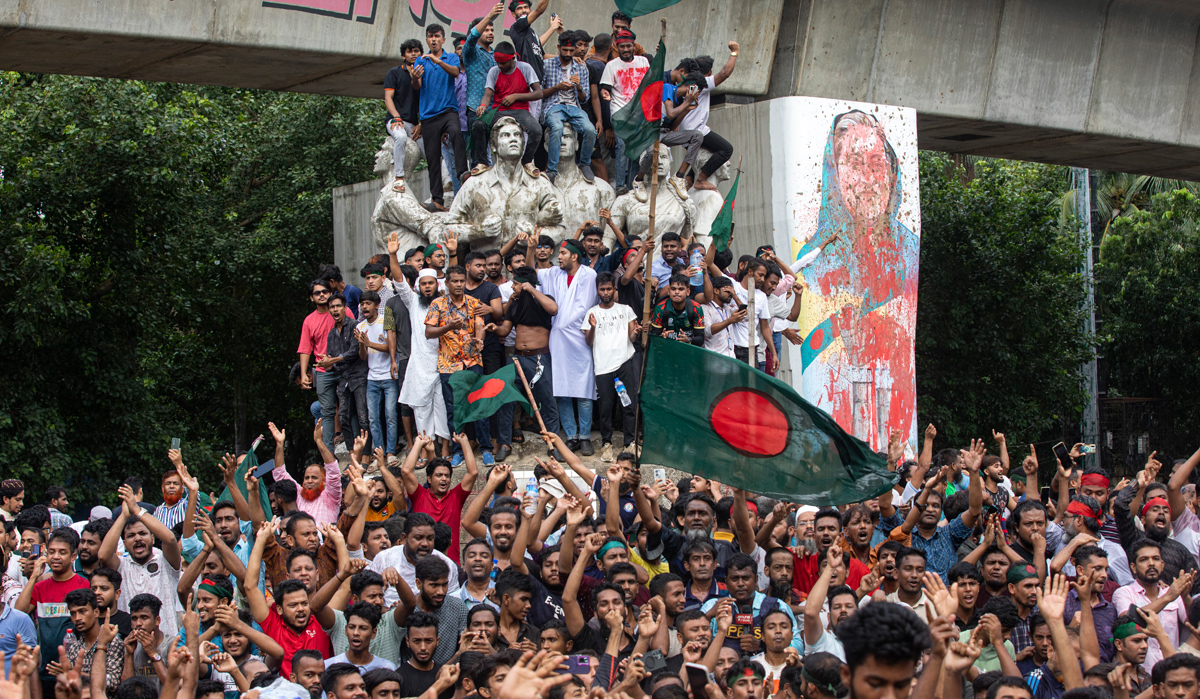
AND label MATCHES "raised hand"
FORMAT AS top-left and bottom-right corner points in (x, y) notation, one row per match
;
(944, 637), (982, 674)
(887, 429), (904, 464)
(1038, 574), (1069, 619)
(1023, 446), (1039, 477)
(925, 423), (937, 441)
(923, 572), (958, 618)
(51, 646), (81, 699)
(992, 430), (1006, 447)
(268, 421), (285, 443)
(1169, 569), (1197, 600)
